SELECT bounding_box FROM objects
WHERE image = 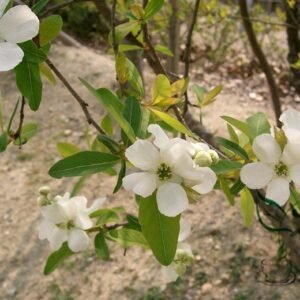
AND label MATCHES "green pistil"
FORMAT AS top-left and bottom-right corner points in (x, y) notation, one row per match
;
(57, 220), (74, 230)
(157, 163), (172, 181)
(274, 161), (289, 177)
